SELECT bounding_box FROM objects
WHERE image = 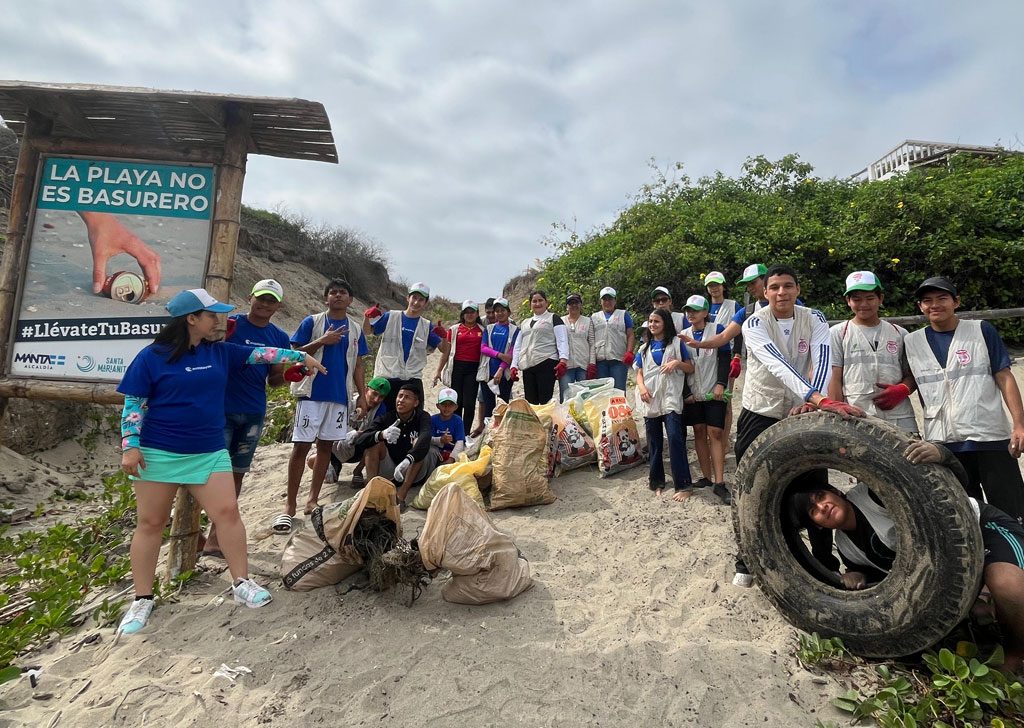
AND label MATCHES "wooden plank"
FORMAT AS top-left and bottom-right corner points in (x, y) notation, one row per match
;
(19, 91), (98, 139)
(0, 378), (123, 404)
(164, 105), (250, 582)
(29, 137), (222, 163)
